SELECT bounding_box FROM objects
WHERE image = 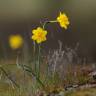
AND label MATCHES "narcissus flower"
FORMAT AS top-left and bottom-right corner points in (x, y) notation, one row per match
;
(32, 27), (47, 44)
(57, 12), (70, 29)
(9, 35), (23, 49)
